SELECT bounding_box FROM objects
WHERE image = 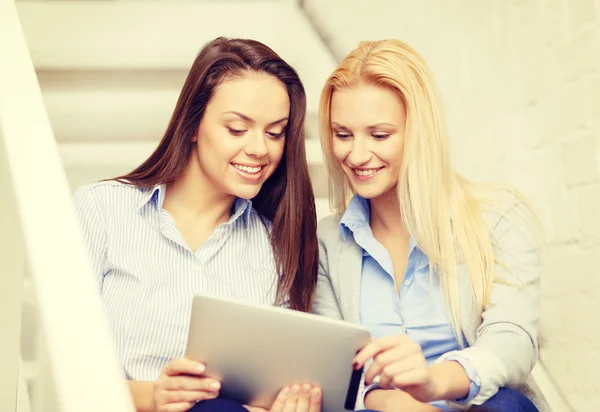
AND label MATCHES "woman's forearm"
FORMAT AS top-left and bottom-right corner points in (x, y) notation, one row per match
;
(363, 360), (471, 410)
(128, 380), (155, 412)
(429, 361), (471, 401)
(364, 389), (442, 411)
